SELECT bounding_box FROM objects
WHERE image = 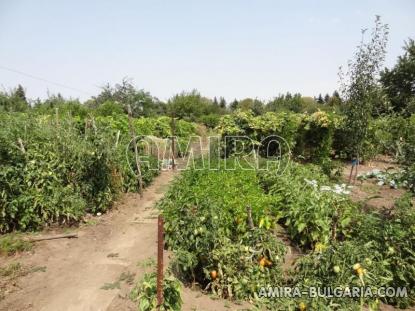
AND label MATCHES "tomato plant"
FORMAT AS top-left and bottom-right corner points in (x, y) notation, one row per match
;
(159, 163), (286, 300)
